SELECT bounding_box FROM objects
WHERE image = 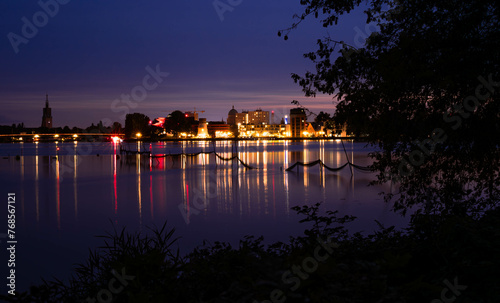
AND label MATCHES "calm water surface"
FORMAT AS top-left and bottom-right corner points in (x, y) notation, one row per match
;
(0, 140), (407, 292)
